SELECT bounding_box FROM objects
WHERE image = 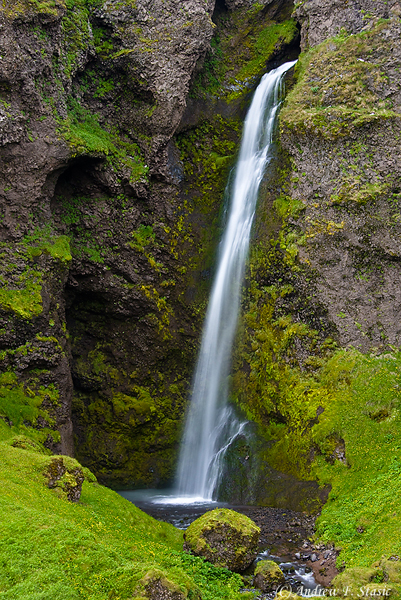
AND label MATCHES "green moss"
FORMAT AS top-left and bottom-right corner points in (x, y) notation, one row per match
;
(0, 369), (61, 438)
(186, 509), (259, 547)
(281, 22), (400, 139)
(111, 389), (156, 419)
(175, 115), (241, 299)
(58, 98), (148, 182)
(191, 6), (298, 102)
(234, 257), (401, 581)
(0, 273), (43, 319)
(332, 566), (393, 598)
(24, 228), (72, 263)
(0, 0), (64, 17)
(128, 225), (156, 252)
(230, 20), (298, 98)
